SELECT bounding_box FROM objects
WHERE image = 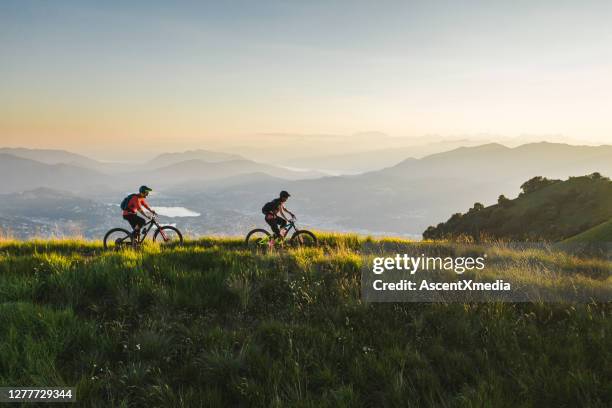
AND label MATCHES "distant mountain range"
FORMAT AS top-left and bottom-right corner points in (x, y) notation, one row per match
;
(0, 147), (134, 174)
(183, 142), (612, 235)
(0, 149), (323, 194)
(384, 142), (612, 182)
(145, 149), (245, 168)
(138, 158), (323, 187)
(0, 147), (101, 167)
(0, 153), (110, 194)
(2, 142), (612, 238)
(222, 133), (499, 165)
(284, 143), (612, 233)
(276, 139), (490, 174)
